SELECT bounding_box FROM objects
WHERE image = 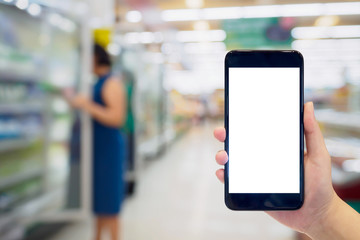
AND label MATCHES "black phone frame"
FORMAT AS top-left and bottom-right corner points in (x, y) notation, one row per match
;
(224, 50), (304, 211)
